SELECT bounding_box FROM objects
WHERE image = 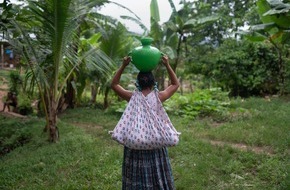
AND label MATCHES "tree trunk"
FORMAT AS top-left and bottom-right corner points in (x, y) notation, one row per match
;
(173, 33), (183, 72)
(65, 78), (75, 108)
(90, 83), (97, 104)
(48, 100), (59, 142)
(55, 79), (75, 113)
(103, 86), (110, 109)
(180, 77), (183, 95)
(57, 93), (68, 113)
